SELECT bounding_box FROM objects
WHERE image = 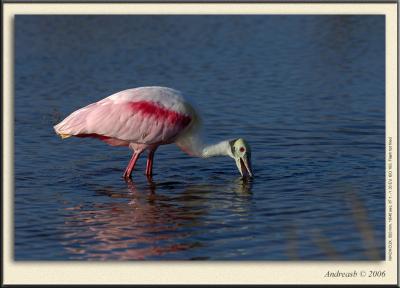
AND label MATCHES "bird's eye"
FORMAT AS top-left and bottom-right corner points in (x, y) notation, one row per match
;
(239, 147), (245, 152)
